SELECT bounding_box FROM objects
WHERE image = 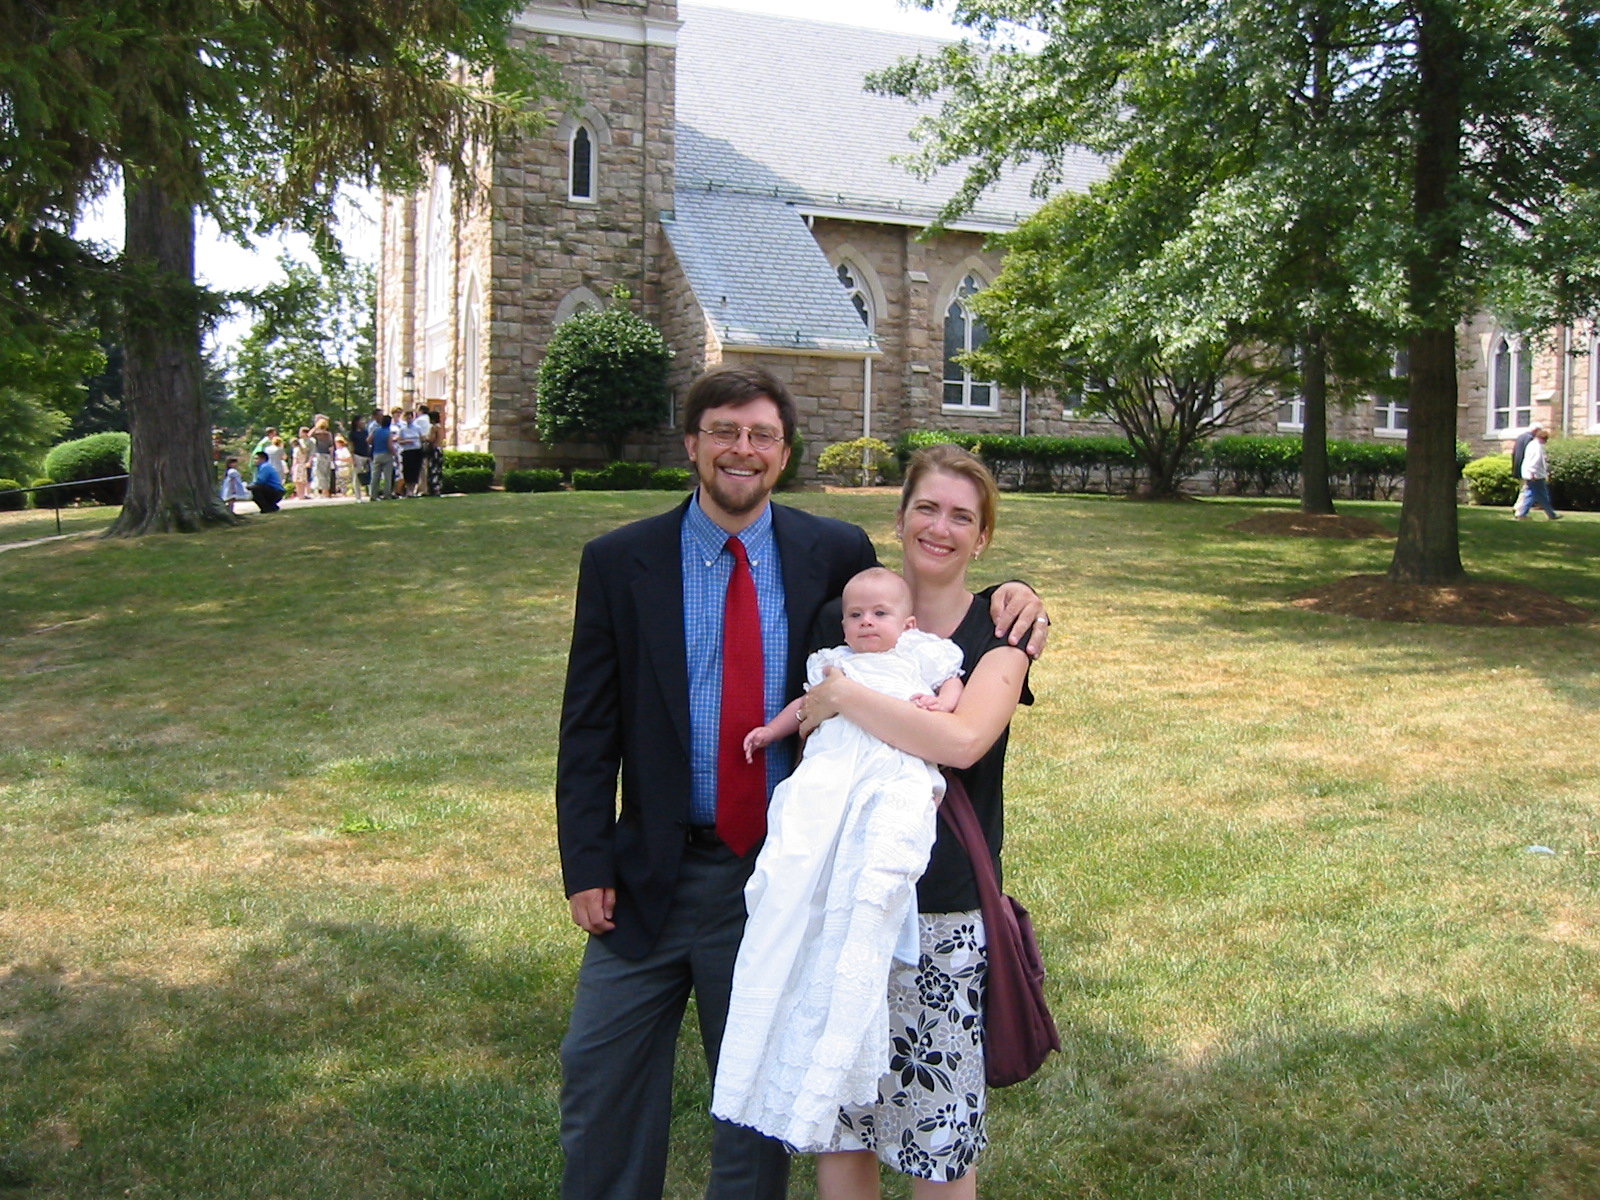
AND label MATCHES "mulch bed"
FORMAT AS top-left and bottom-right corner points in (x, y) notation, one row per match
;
(1292, 575), (1592, 626)
(1230, 512), (1396, 540)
